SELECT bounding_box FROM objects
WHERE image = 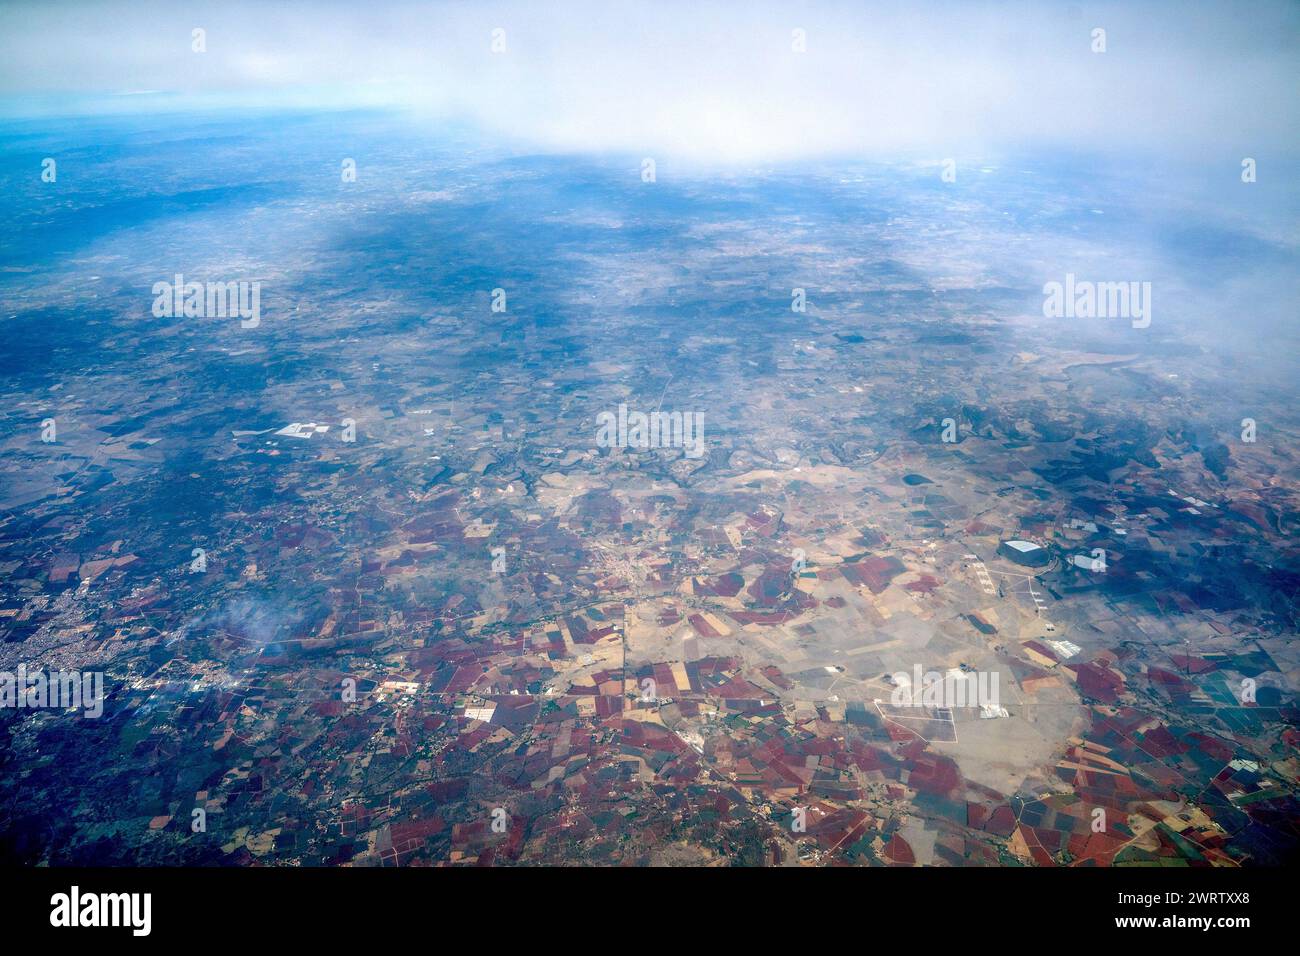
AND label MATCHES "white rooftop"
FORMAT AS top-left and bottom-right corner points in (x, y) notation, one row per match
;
(1004, 540), (1042, 552)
